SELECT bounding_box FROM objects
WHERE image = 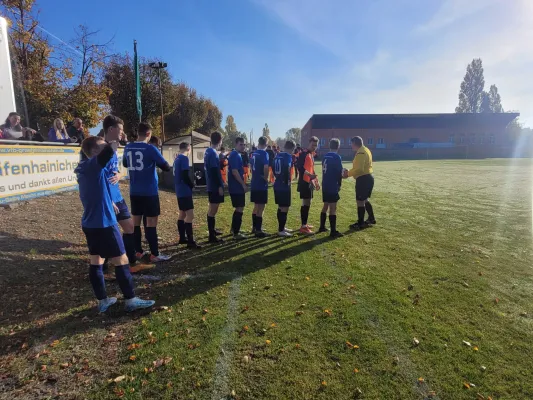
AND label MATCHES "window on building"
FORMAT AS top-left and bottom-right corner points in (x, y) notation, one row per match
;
(378, 138), (384, 145)
(339, 138), (344, 145)
(320, 138), (326, 146)
(449, 134), (455, 143)
(470, 134), (476, 144)
(489, 135), (495, 145)
(479, 134), (484, 145)
(367, 137), (374, 145)
(459, 135), (465, 144)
